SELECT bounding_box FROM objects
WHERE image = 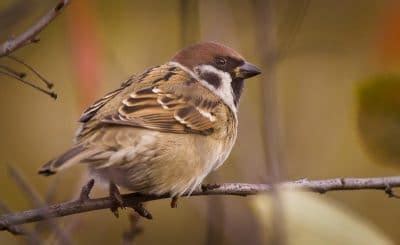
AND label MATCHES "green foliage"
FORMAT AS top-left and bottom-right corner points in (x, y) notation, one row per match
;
(357, 73), (400, 165)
